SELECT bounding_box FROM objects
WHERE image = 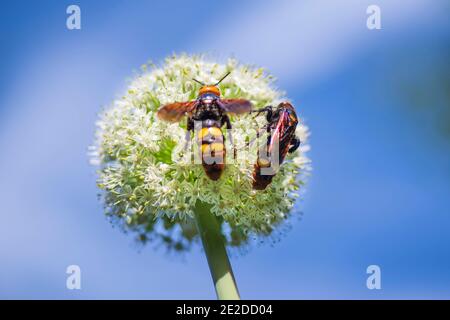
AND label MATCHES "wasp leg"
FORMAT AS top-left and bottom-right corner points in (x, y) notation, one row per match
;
(184, 117), (194, 151)
(288, 137), (301, 153)
(251, 106), (273, 122)
(222, 115), (237, 159)
(241, 124), (269, 151)
(245, 106), (273, 150)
